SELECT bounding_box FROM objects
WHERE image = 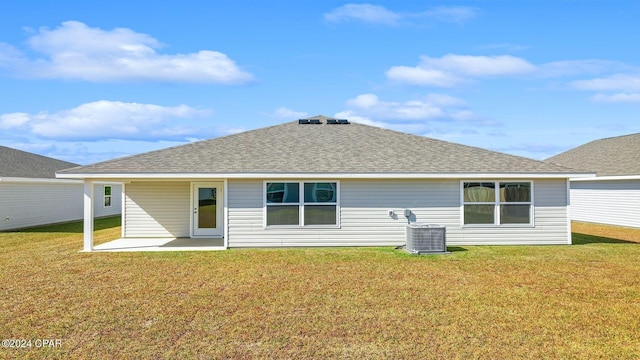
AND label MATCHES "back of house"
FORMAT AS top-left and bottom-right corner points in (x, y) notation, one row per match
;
(57, 116), (591, 251)
(547, 133), (640, 228)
